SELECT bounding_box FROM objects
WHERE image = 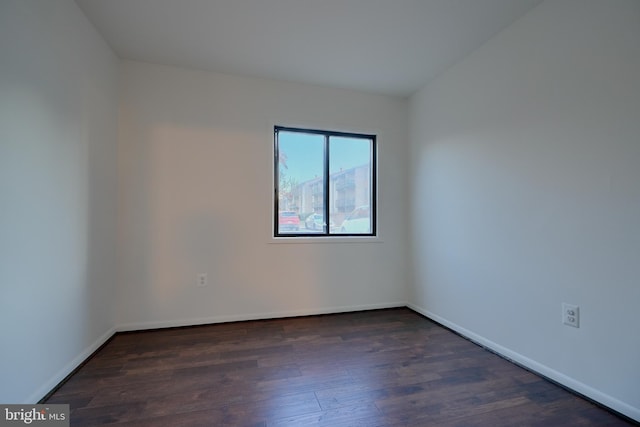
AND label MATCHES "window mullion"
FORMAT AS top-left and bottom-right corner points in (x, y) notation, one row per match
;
(324, 134), (331, 235)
